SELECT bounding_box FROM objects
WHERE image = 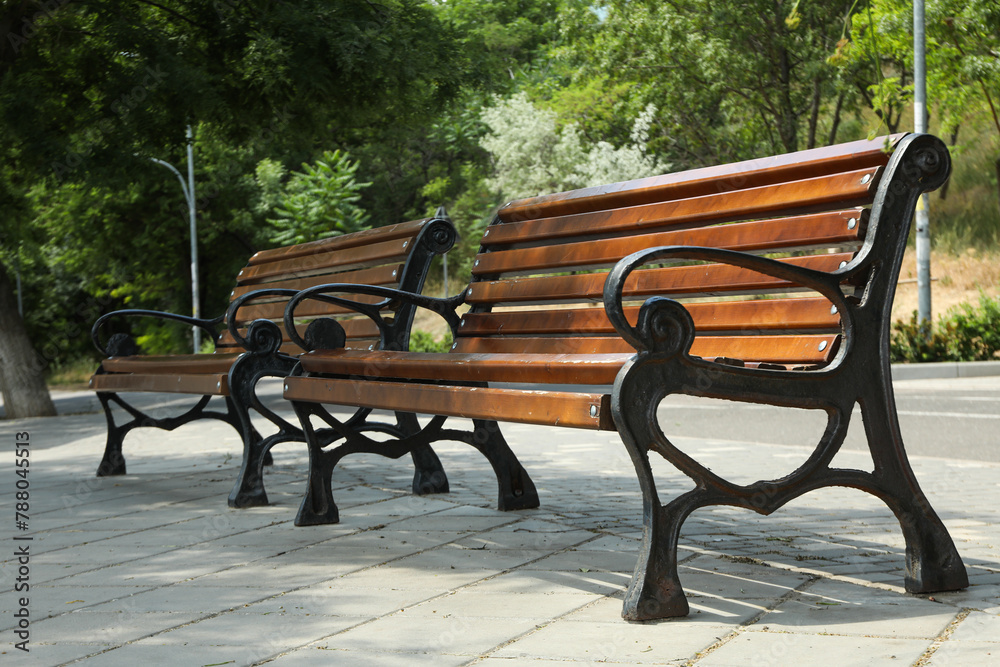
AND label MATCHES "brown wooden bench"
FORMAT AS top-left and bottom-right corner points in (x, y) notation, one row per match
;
(89, 215), (456, 509)
(280, 133), (968, 620)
